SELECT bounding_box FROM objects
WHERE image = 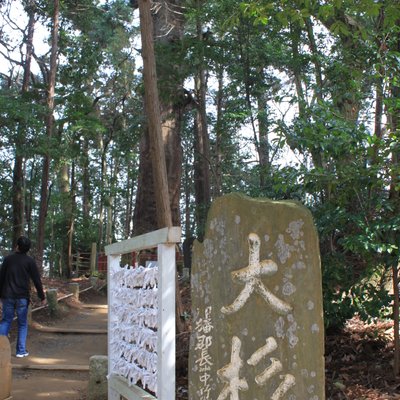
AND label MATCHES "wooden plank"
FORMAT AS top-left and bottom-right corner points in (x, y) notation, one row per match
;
(12, 364), (89, 371)
(108, 254), (121, 400)
(109, 374), (156, 400)
(80, 304), (108, 309)
(157, 243), (176, 400)
(32, 325), (107, 334)
(105, 227), (181, 255)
